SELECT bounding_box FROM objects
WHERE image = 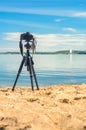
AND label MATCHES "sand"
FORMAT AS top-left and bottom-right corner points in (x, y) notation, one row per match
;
(0, 84), (86, 130)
